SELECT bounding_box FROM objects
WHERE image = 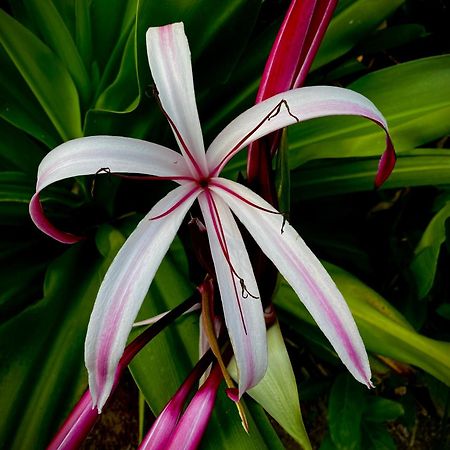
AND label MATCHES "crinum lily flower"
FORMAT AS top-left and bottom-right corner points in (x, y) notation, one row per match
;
(30, 22), (394, 412)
